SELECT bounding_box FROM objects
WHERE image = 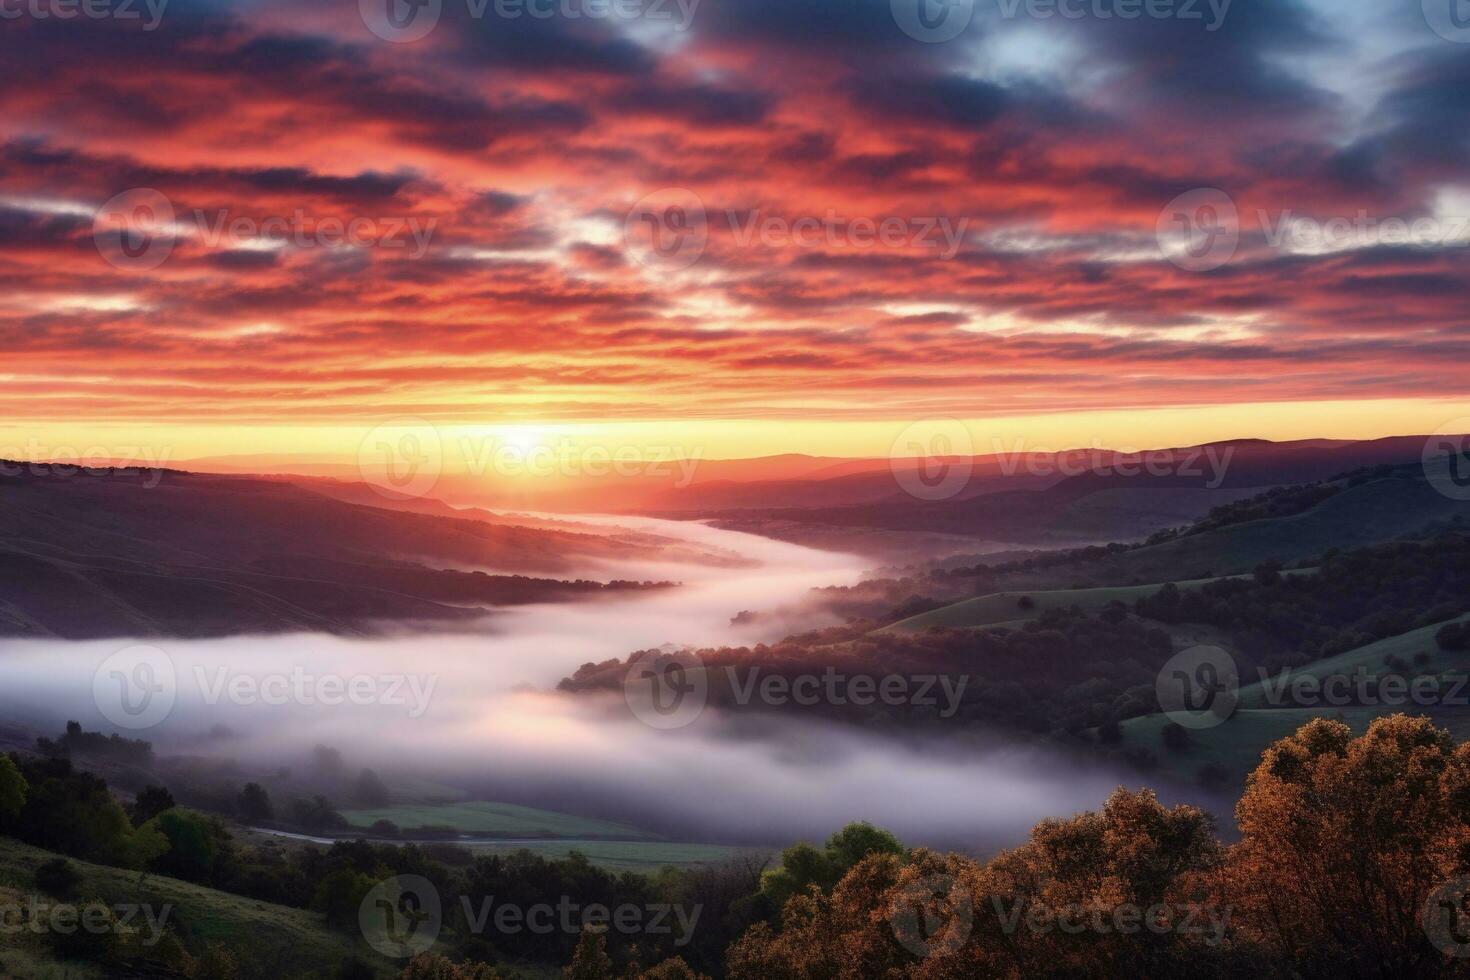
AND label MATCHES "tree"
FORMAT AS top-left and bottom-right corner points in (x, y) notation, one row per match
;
(760, 822), (904, 909)
(564, 931), (615, 980)
(238, 782), (273, 822)
(144, 808), (234, 884)
(1437, 621), (1470, 652)
(1220, 714), (1470, 978)
(353, 768), (391, 807)
(132, 784), (175, 826)
(399, 954), (503, 979)
(0, 754), (26, 818)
